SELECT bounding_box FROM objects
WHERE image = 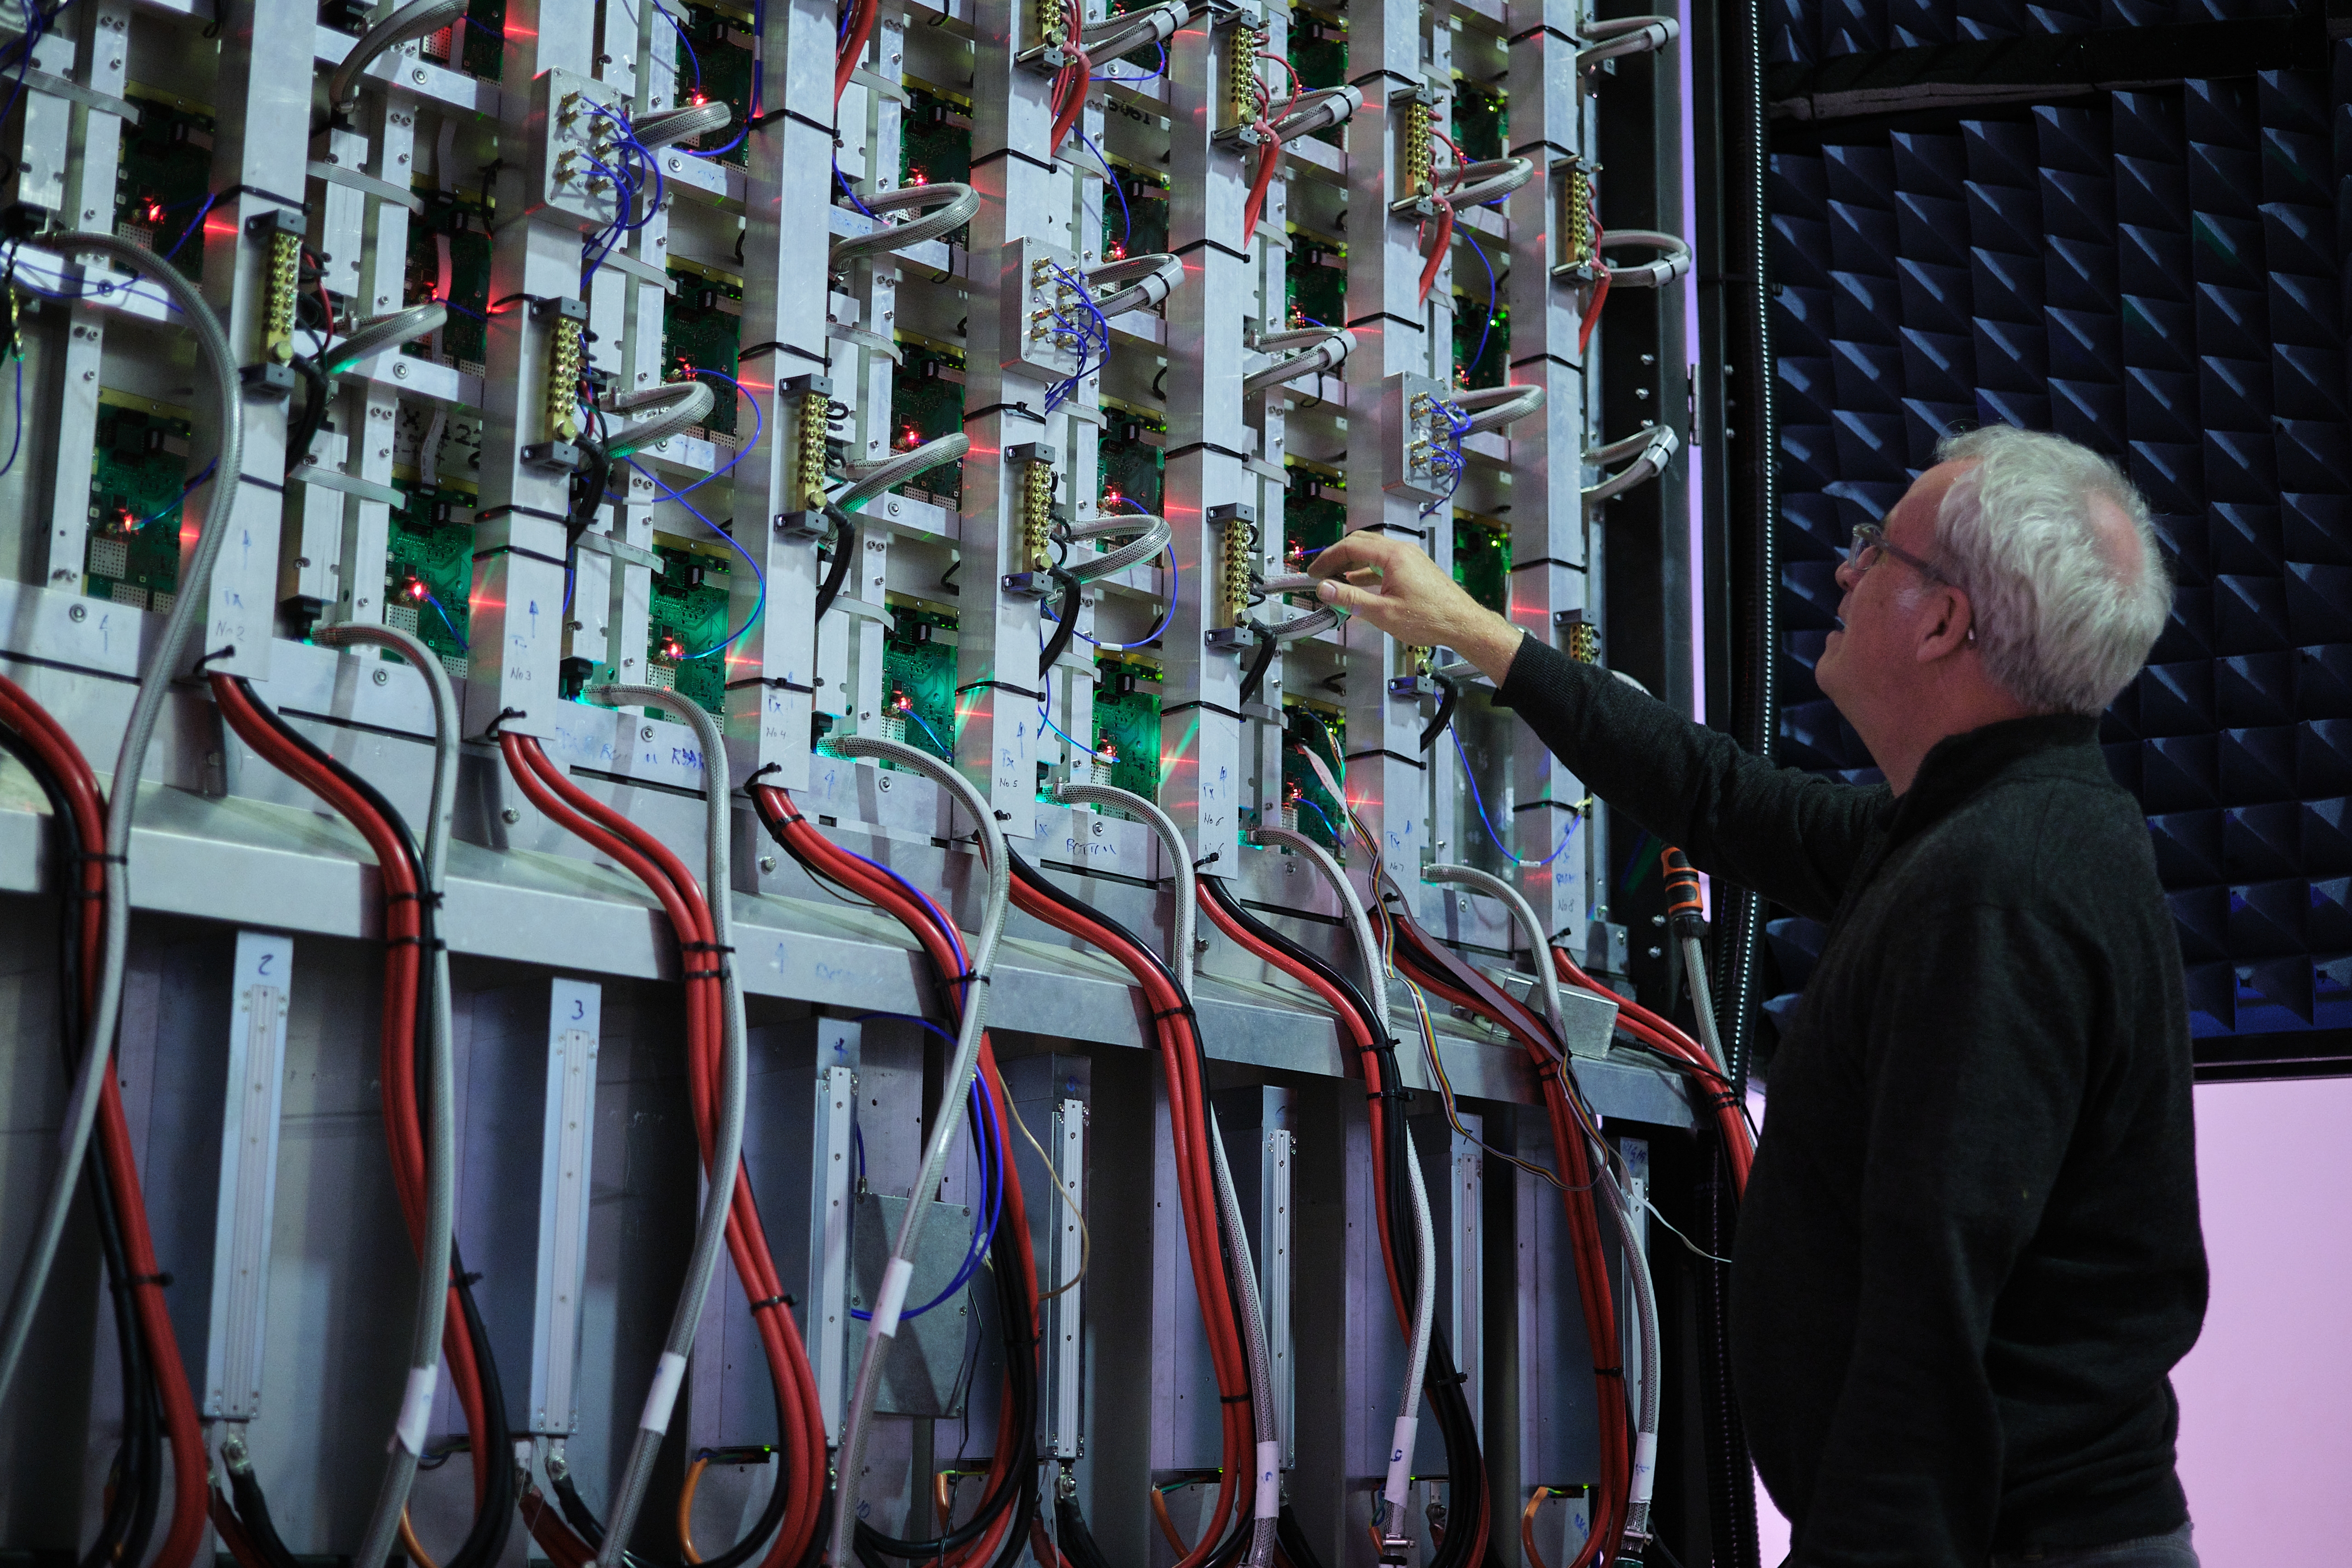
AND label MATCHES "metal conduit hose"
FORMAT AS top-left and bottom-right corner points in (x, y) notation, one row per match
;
(313, 623), (463, 1568)
(328, 0), (469, 117)
(0, 230), (244, 1405)
(1059, 783), (1279, 1568)
(825, 735), (1013, 1568)
(582, 686), (751, 1568)
(1249, 826), (1437, 1551)
(829, 182), (983, 266)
